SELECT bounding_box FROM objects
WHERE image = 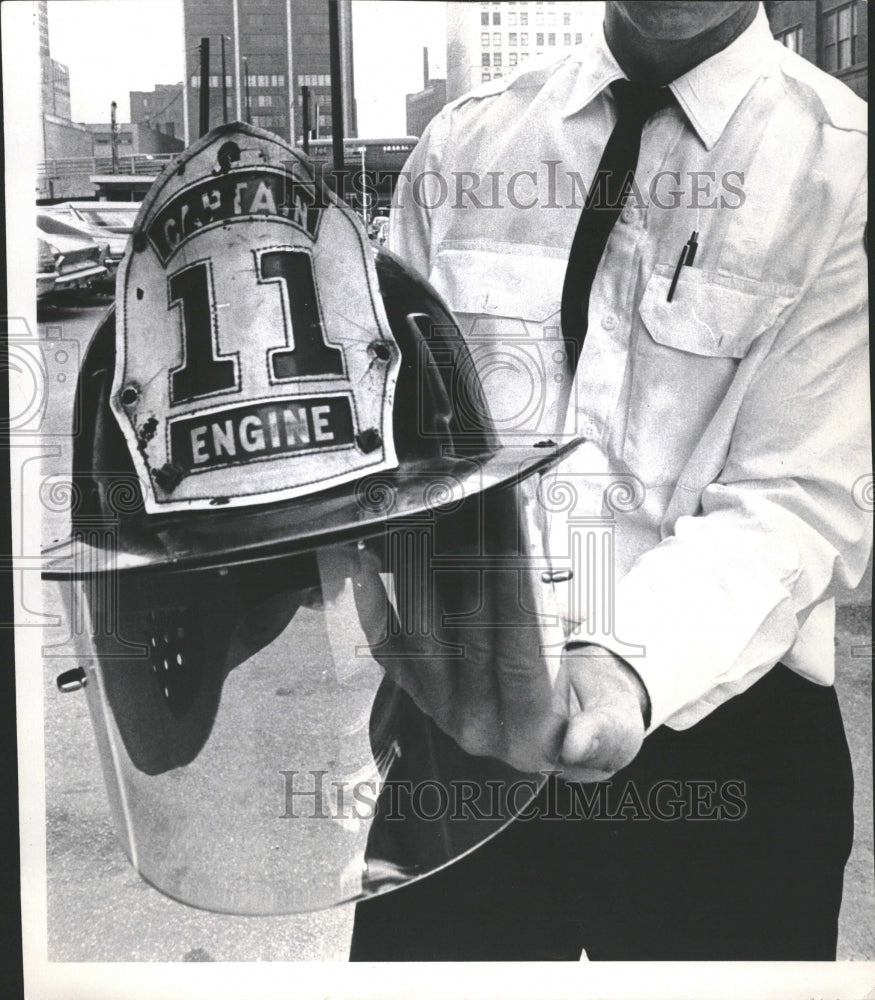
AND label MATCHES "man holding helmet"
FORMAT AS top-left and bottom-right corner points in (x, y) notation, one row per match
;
(349, 0), (870, 961)
(45, 120), (588, 915)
